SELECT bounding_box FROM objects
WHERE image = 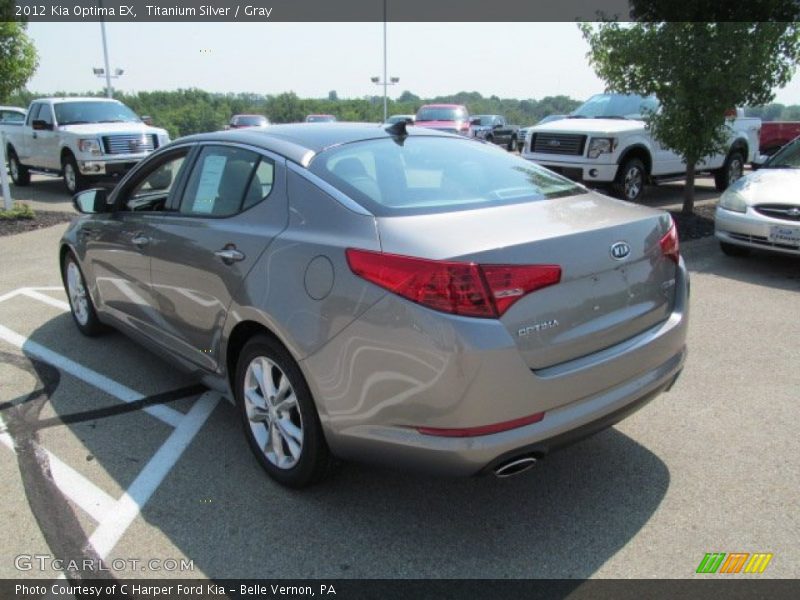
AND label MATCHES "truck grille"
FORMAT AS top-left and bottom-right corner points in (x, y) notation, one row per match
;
(754, 204), (800, 222)
(531, 133), (587, 156)
(102, 134), (157, 155)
